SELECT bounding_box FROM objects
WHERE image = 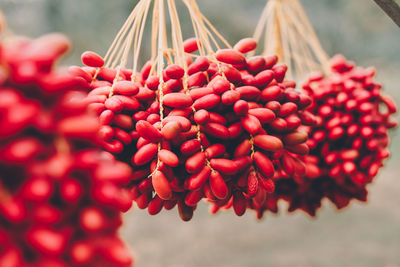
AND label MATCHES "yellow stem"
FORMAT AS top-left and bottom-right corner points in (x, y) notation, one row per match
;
(255, 0), (331, 81)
